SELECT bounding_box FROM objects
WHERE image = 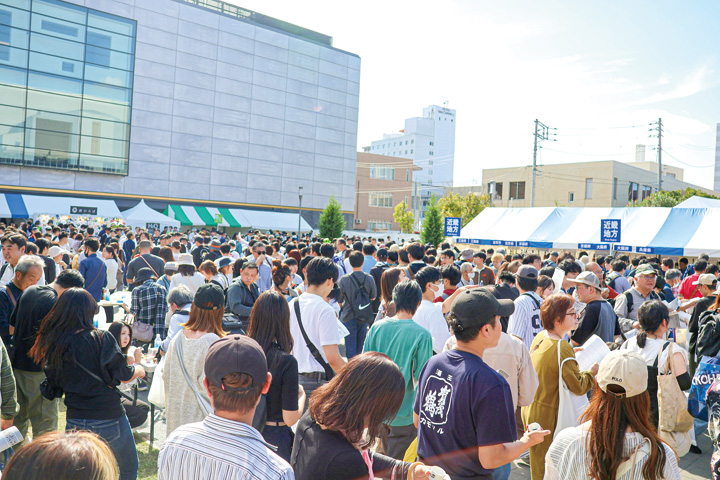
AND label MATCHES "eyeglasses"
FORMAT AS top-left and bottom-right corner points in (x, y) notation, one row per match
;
(256, 250), (266, 255)
(566, 311), (578, 317)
